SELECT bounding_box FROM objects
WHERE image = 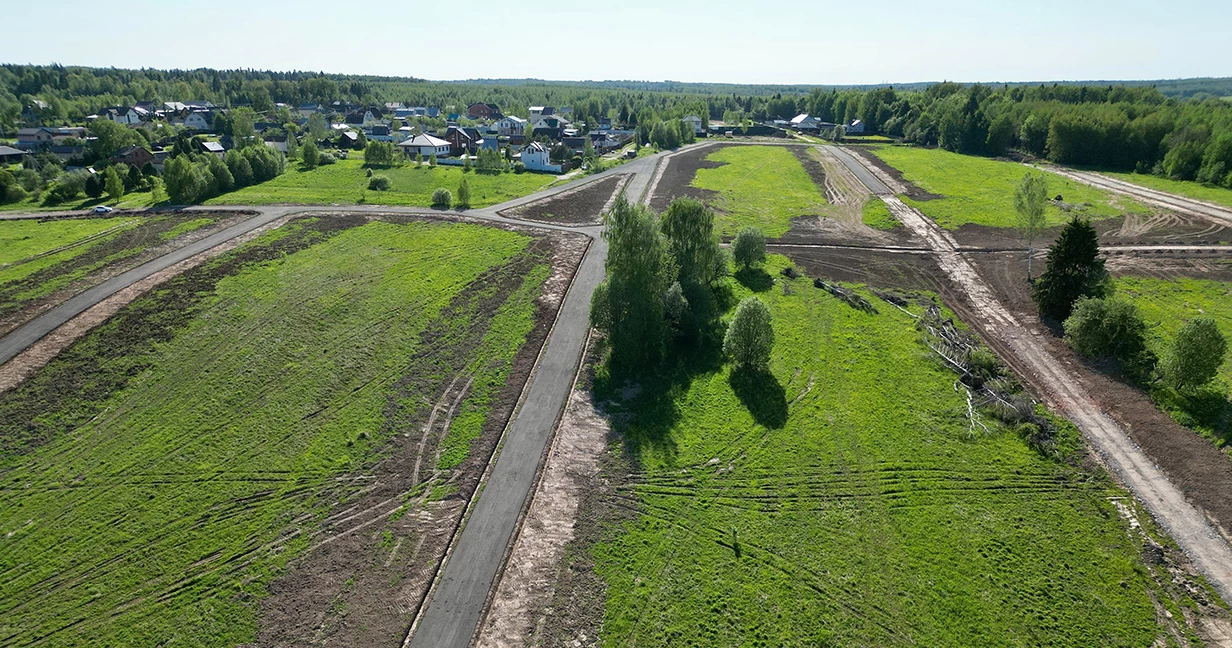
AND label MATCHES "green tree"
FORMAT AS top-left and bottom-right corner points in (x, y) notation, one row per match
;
(307, 112), (328, 142)
(1162, 318), (1227, 391)
(1032, 218), (1107, 321)
(1063, 297), (1148, 364)
(732, 226), (766, 269)
(163, 155), (208, 204)
(103, 166), (124, 202)
(429, 153), (438, 167)
(300, 140), (319, 169)
(1013, 172), (1049, 280)
(87, 119), (140, 160)
(285, 133), (298, 160)
(660, 197), (721, 286)
(597, 195), (676, 370)
(84, 173), (105, 199)
(724, 297), (775, 371)
(456, 177), (471, 208)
